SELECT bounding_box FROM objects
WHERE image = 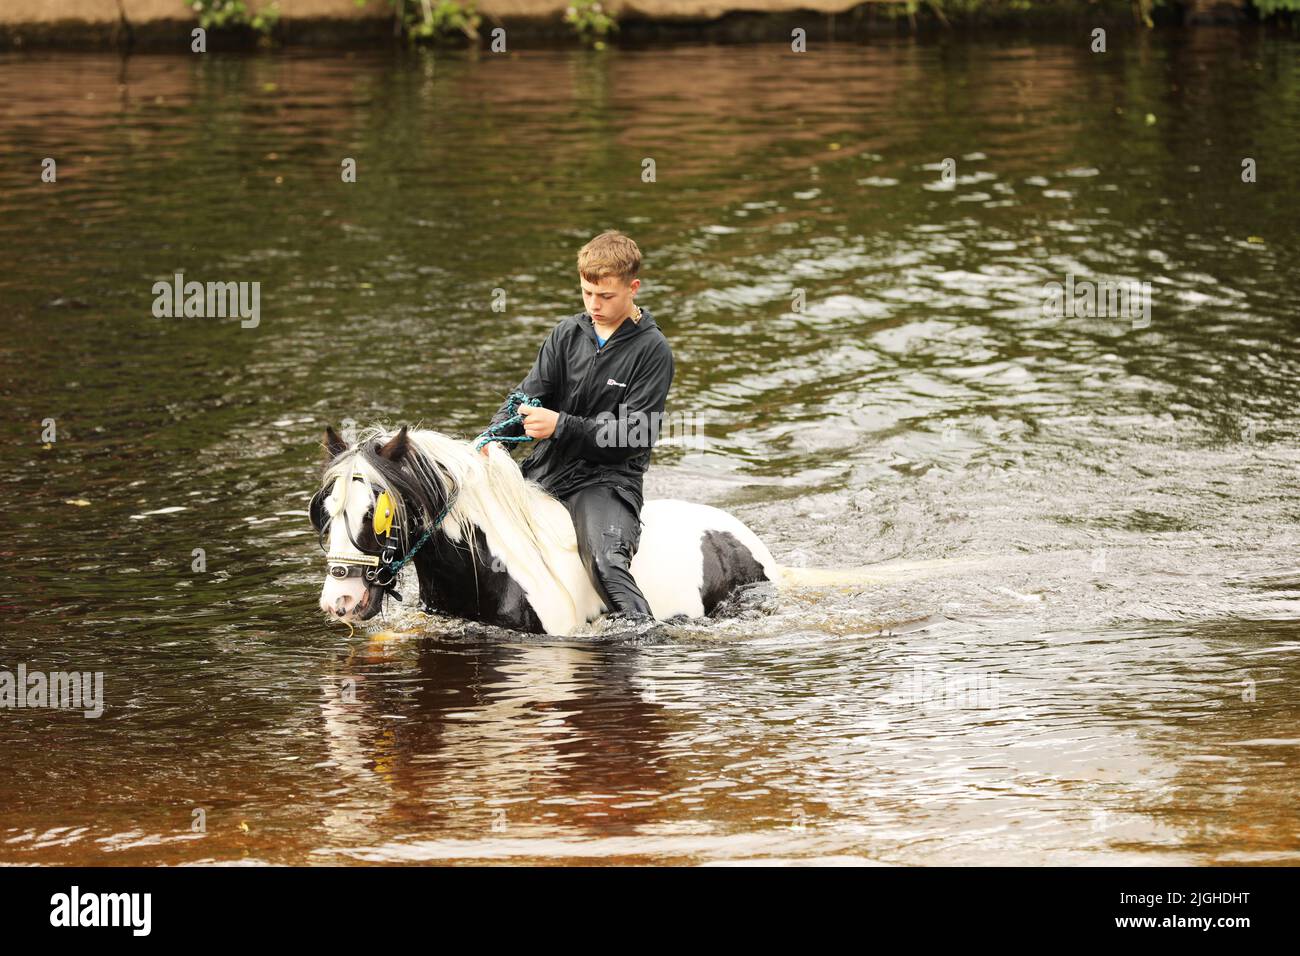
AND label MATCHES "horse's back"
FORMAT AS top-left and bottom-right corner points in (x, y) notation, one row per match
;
(632, 499), (777, 619)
